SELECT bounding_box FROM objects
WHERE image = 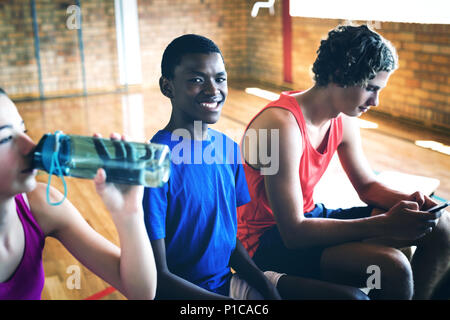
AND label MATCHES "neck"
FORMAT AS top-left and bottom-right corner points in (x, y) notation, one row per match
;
(164, 114), (209, 141)
(0, 196), (17, 231)
(296, 85), (340, 127)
